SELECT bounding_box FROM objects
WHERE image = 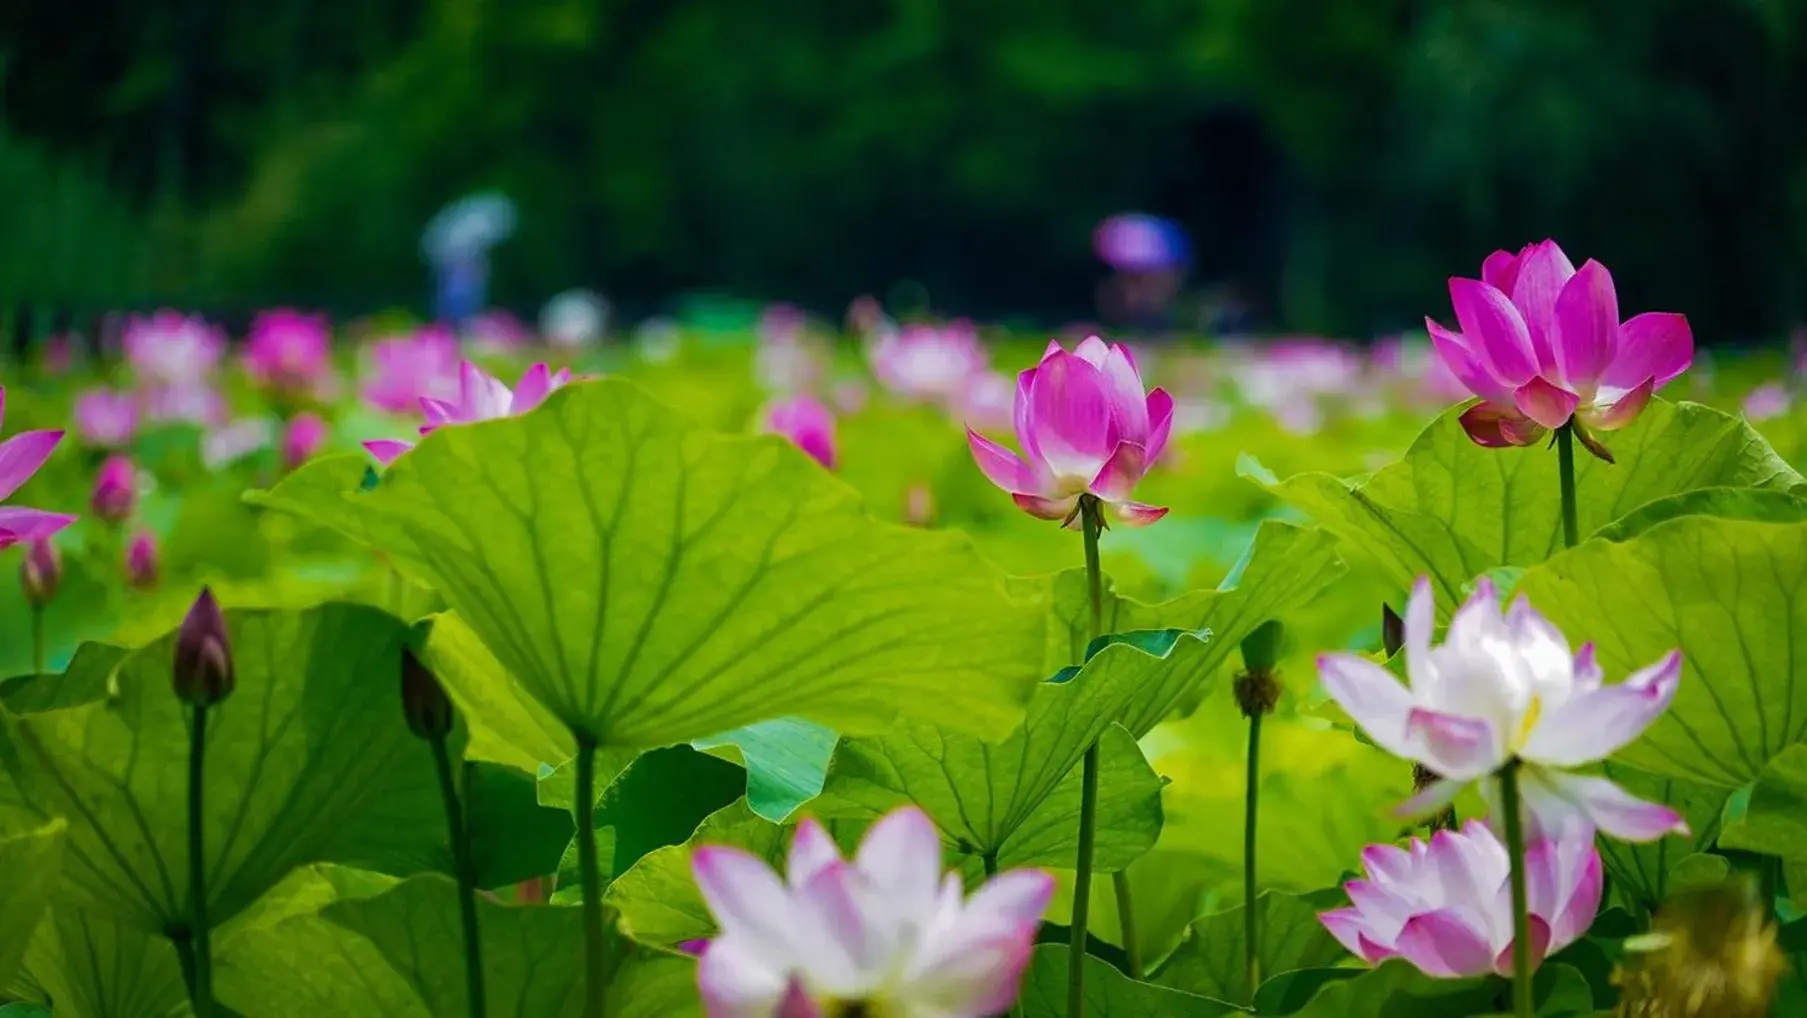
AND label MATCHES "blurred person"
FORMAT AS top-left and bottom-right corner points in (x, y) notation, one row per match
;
(1093, 212), (1191, 332)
